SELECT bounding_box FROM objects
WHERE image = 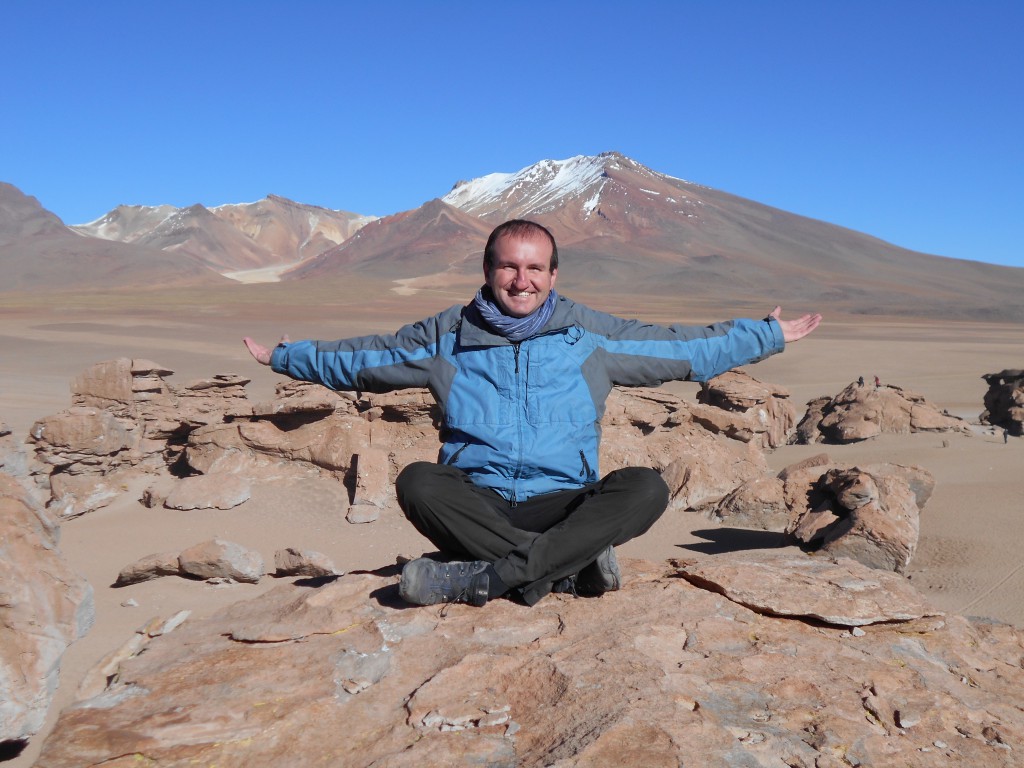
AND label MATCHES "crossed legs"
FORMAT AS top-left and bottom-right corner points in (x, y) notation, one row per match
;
(396, 462), (669, 605)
